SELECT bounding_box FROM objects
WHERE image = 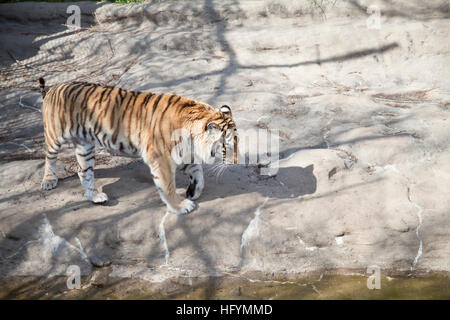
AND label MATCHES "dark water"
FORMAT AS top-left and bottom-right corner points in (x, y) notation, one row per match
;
(1, 273), (449, 299)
